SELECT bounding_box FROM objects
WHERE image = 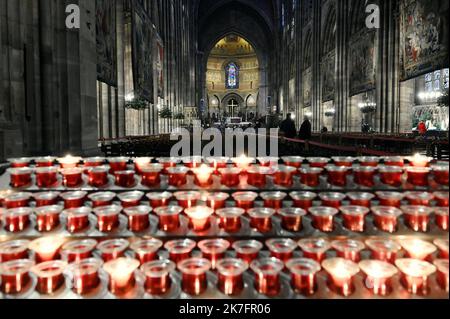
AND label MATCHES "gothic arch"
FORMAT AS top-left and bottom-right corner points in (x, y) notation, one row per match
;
(349, 0), (367, 37)
(322, 4), (337, 57)
(303, 28), (313, 70)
